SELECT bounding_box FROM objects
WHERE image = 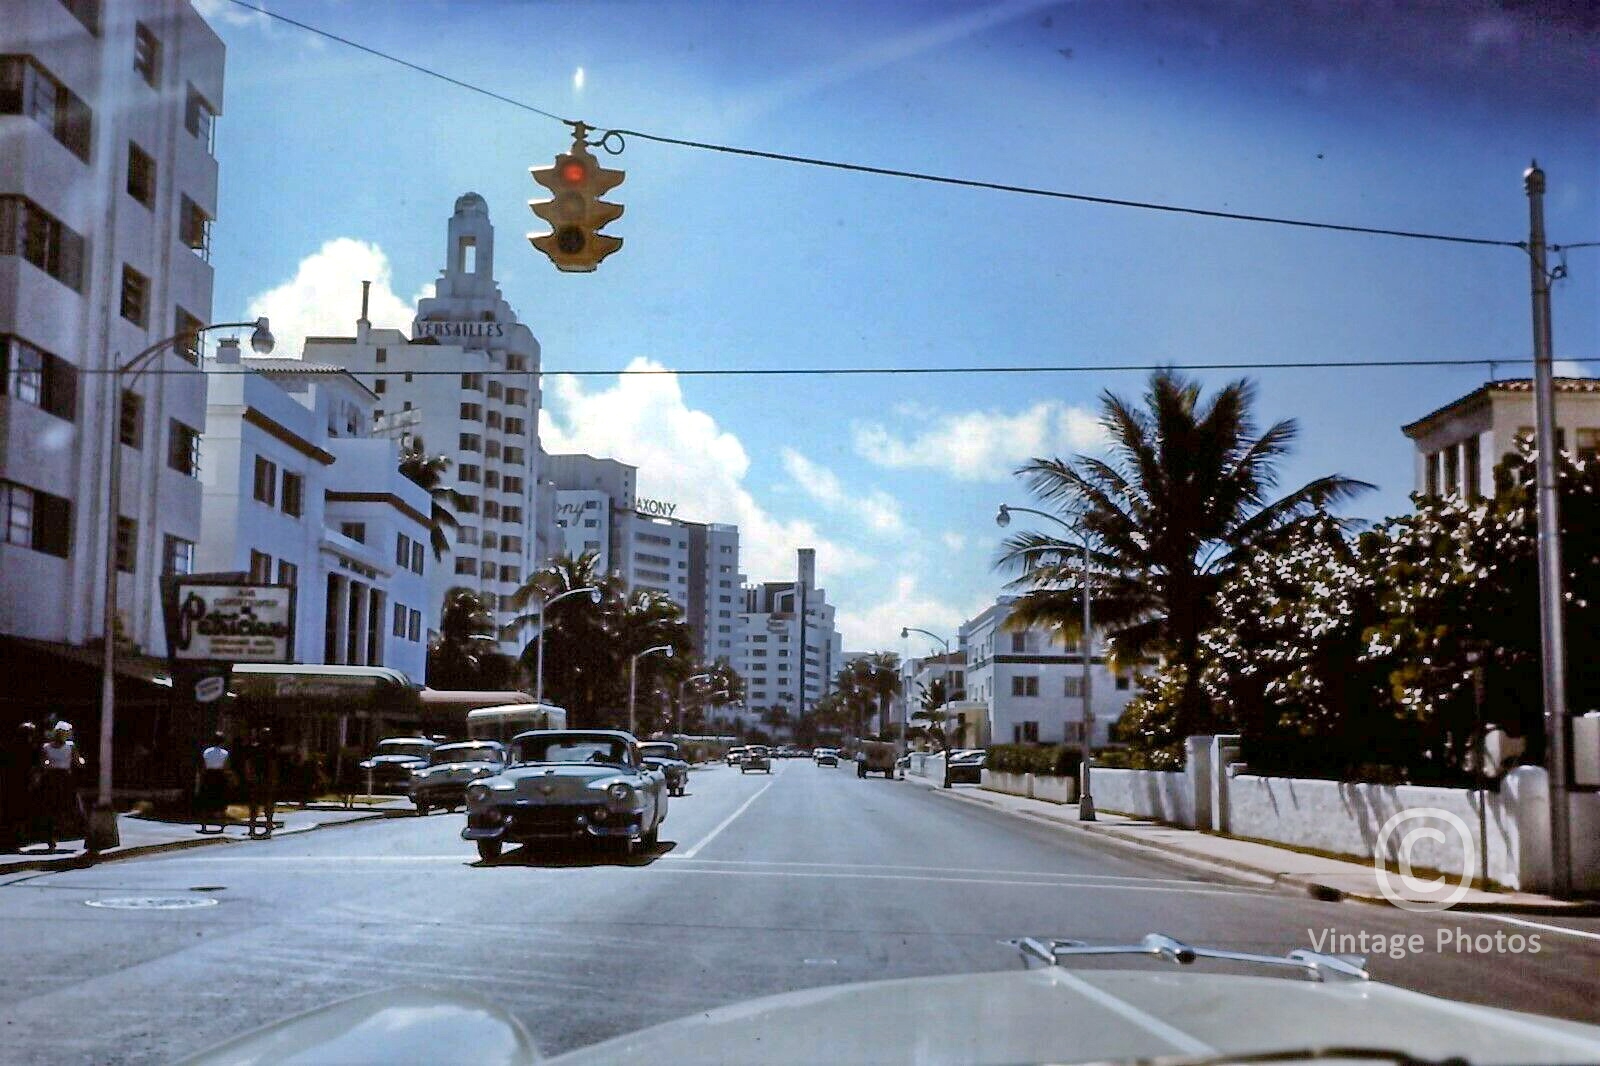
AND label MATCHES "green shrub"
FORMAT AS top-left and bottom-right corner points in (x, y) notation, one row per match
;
(985, 744), (1082, 778)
